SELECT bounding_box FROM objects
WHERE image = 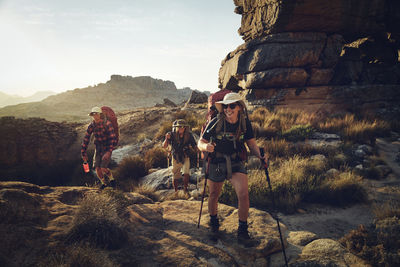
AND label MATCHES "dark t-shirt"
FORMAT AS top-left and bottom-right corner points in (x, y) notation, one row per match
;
(201, 116), (254, 156)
